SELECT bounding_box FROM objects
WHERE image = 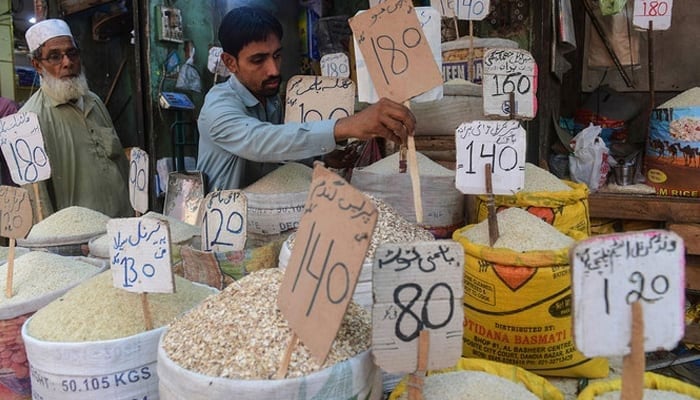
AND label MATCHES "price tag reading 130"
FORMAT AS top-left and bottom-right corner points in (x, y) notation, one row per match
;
(0, 112), (51, 185)
(571, 230), (684, 357)
(372, 241), (464, 373)
(108, 217), (175, 294)
(482, 48), (538, 120)
(200, 190), (246, 252)
(455, 120), (526, 195)
(633, 0), (673, 30)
